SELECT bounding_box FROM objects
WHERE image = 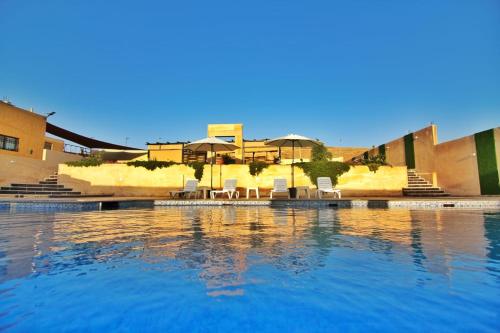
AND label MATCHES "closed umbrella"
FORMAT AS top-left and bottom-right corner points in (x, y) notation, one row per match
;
(265, 134), (321, 190)
(184, 137), (239, 189)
